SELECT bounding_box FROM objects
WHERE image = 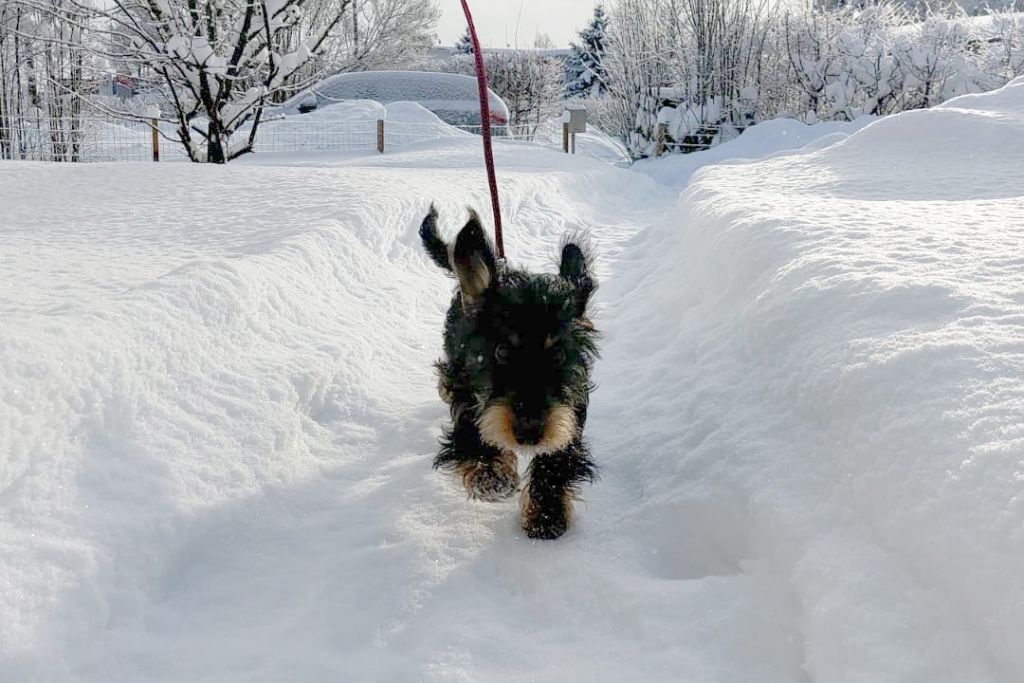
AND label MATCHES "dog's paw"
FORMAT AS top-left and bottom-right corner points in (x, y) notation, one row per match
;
(459, 451), (518, 502)
(521, 493), (572, 540)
